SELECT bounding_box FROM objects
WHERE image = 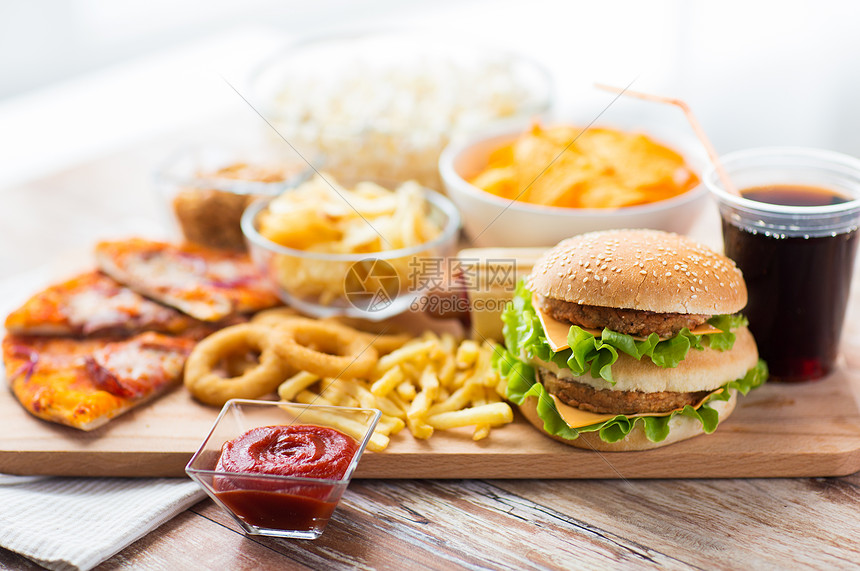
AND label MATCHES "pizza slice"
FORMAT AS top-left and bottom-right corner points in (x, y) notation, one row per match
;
(95, 238), (281, 321)
(4, 271), (204, 337)
(3, 332), (195, 430)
